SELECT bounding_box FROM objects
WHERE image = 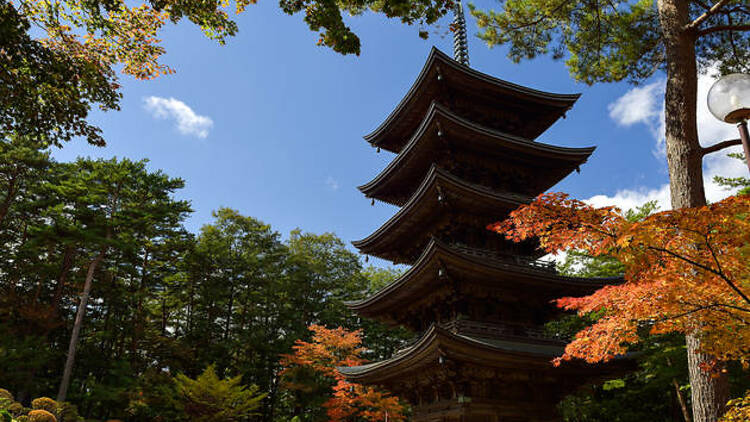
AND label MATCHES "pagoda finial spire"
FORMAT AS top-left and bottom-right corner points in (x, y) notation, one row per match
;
(452, 0), (469, 66)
